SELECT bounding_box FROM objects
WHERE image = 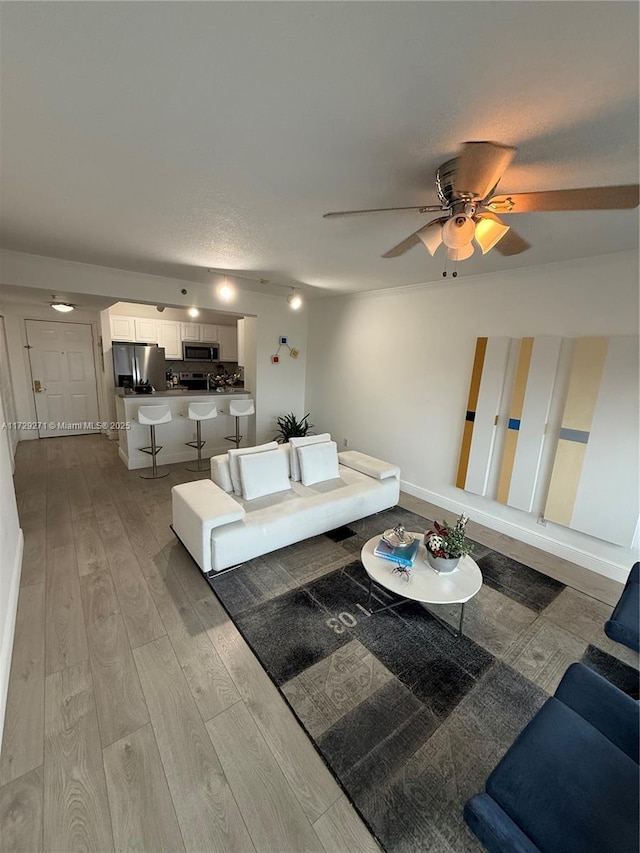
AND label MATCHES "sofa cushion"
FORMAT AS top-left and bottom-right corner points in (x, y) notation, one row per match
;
(239, 448), (291, 501)
(228, 441), (278, 494)
(486, 696), (639, 853)
(298, 440), (340, 486)
(338, 450), (401, 480)
(289, 433), (331, 481)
